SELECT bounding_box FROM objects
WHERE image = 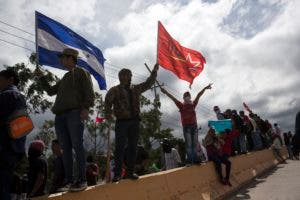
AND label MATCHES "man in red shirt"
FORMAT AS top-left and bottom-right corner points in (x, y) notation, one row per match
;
(161, 83), (212, 164)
